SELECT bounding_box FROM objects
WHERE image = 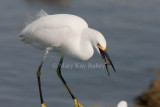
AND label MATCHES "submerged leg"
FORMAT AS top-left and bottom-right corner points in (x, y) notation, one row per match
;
(36, 50), (49, 107)
(57, 57), (83, 107)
